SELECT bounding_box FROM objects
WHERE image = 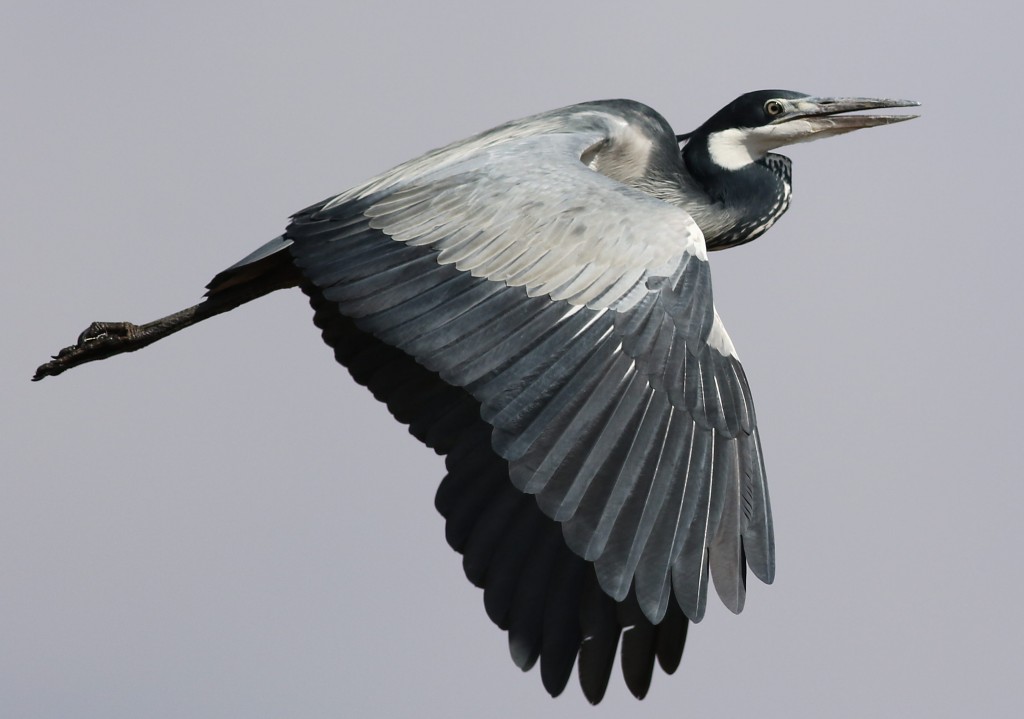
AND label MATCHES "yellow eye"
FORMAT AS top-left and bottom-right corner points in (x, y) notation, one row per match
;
(764, 100), (784, 117)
